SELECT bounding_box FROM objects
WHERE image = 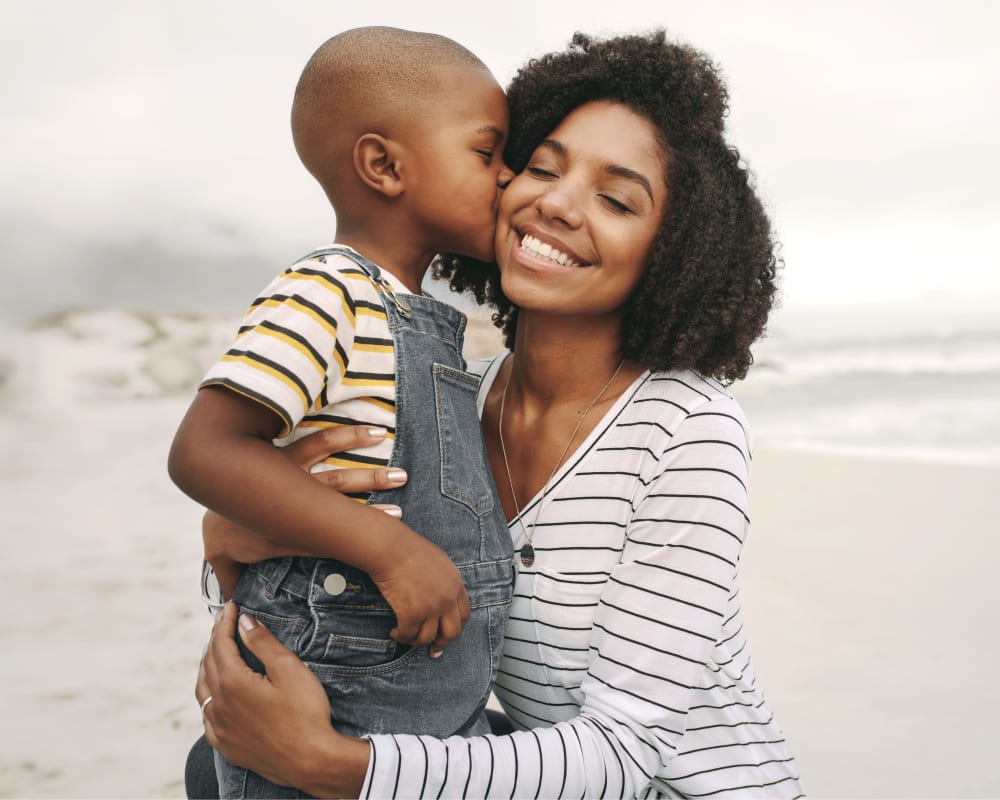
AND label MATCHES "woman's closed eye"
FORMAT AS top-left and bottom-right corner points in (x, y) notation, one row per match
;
(600, 194), (635, 215)
(526, 164), (559, 180)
